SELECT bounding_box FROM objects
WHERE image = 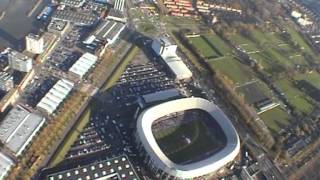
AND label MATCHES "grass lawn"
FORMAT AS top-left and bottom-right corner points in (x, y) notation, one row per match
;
(48, 104), (92, 167)
(202, 34), (233, 56)
(275, 79), (314, 114)
(285, 27), (314, 54)
(229, 29), (311, 75)
(101, 46), (139, 91)
(208, 57), (255, 85)
(294, 72), (320, 89)
(259, 107), (291, 132)
(188, 36), (221, 58)
(229, 34), (260, 52)
(155, 120), (224, 164)
(237, 81), (273, 105)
